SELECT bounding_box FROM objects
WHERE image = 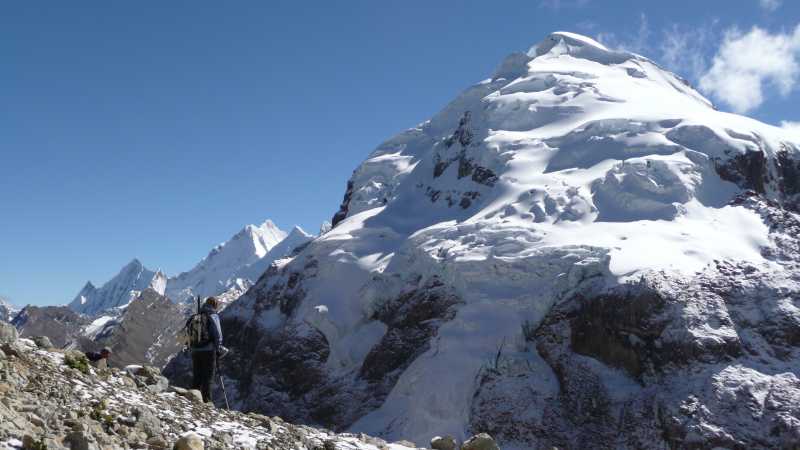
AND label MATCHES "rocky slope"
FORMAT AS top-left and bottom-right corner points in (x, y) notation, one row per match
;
(78, 288), (186, 368)
(0, 325), (445, 450)
(179, 32), (800, 448)
(12, 306), (89, 348)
